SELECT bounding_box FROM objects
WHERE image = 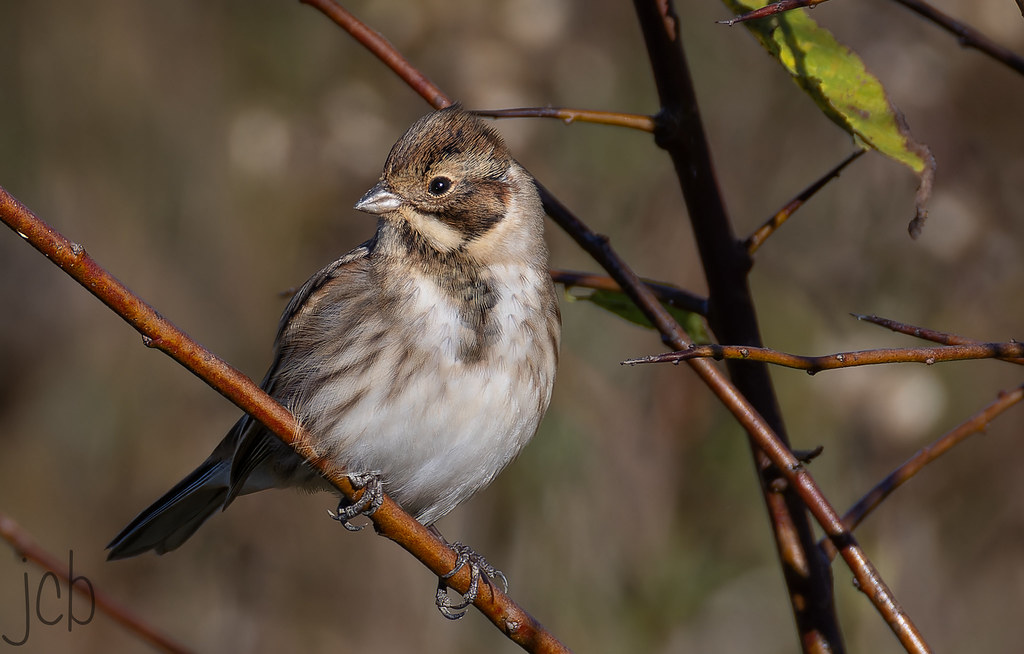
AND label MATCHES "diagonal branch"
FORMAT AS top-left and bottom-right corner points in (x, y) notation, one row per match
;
(624, 341), (1024, 372)
(821, 383), (1024, 559)
(890, 0), (1024, 76)
(0, 511), (192, 654)
(298, 0), (450, 107)
(0, 187), (569, 654)
(532, 186), (922, 650)
(745, 150), (865, 255)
